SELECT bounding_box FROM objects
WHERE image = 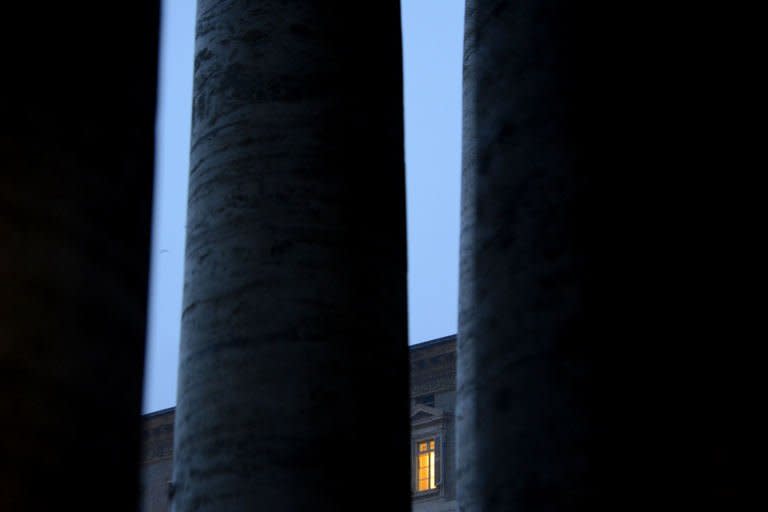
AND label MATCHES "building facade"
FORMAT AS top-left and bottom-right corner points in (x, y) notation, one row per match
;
(409, 336), (457, 512)
(140, 335), (457, 512)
